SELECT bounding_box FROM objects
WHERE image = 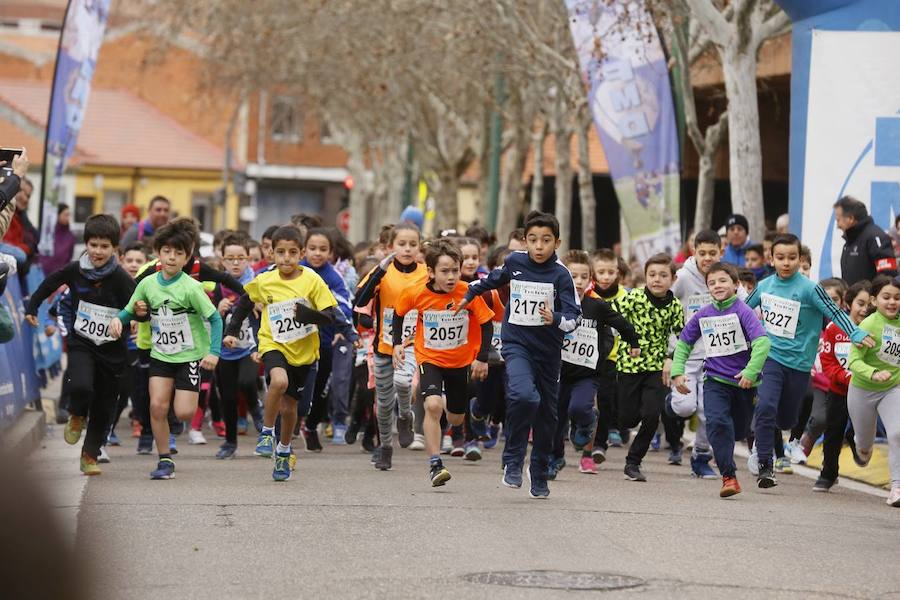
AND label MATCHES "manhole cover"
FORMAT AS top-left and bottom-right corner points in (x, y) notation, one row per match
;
(463, 570), (645, 591)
